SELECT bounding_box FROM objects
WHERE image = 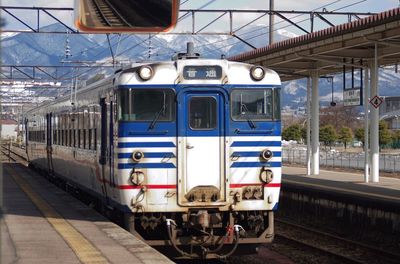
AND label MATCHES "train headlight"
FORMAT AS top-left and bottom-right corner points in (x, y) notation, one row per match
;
(260, 149), (273, 161)
(132, 151), (144, 162)
(260, 168), (273, 184)
(250, 66), (265, 81)
(130, 170), (145, 186)
(138, 66), (153, 81)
